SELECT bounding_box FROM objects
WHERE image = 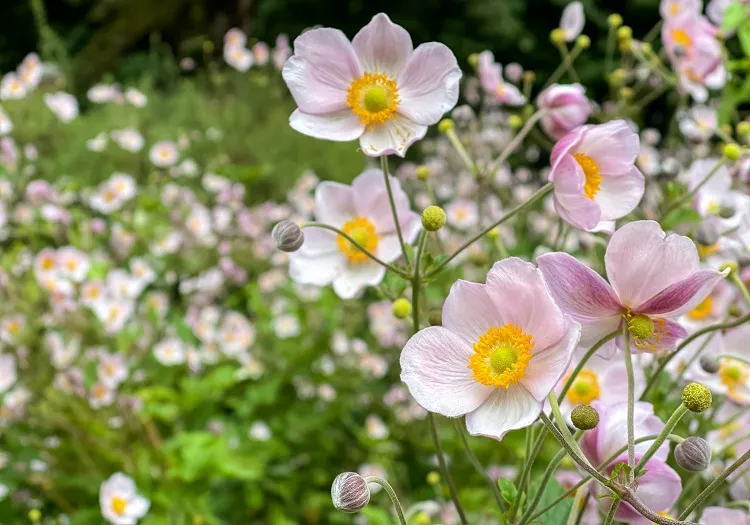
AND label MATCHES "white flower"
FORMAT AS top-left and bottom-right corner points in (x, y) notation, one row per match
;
(0, 354), (17, 393)
(0, 107), (12, 135)
(111, 129), (145, 152)
(125, 88), (147, 107)
(88, 84), (119, 103)
(57, 246), (90, 283)
(272, 314), (300, 339)
(224, 46), (254, 72)
(248, 421), (271, 441)
(98, 353), (128, 388)
(154, 338), (186, 366)
(44, 92), (79, 123)
(0, 73), (27, 100)
(149, 141), (179, 168)
(89, 383), (116, 409)
(99, 473), (150, 525)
